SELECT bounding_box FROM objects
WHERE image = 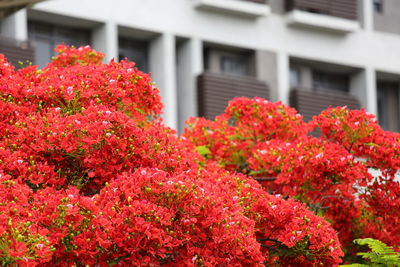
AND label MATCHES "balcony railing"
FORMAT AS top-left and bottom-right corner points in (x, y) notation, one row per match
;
(289, 88), (360, 121)
(198, 72), (269, 120)
(286, 0), (358, 20)
(0, 36), (35, 68)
